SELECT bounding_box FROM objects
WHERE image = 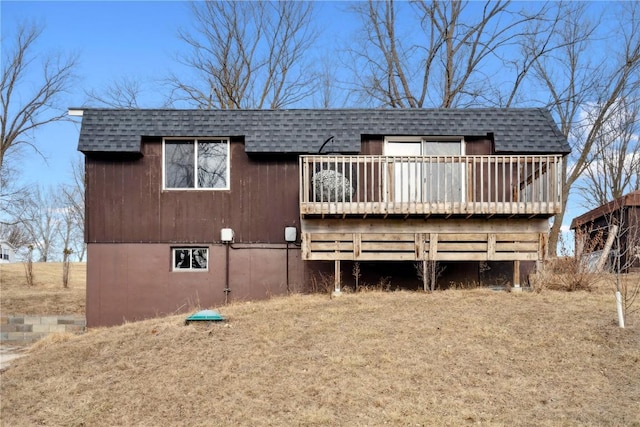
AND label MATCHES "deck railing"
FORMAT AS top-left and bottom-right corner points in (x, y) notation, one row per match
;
(300, 155), (563, 217)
